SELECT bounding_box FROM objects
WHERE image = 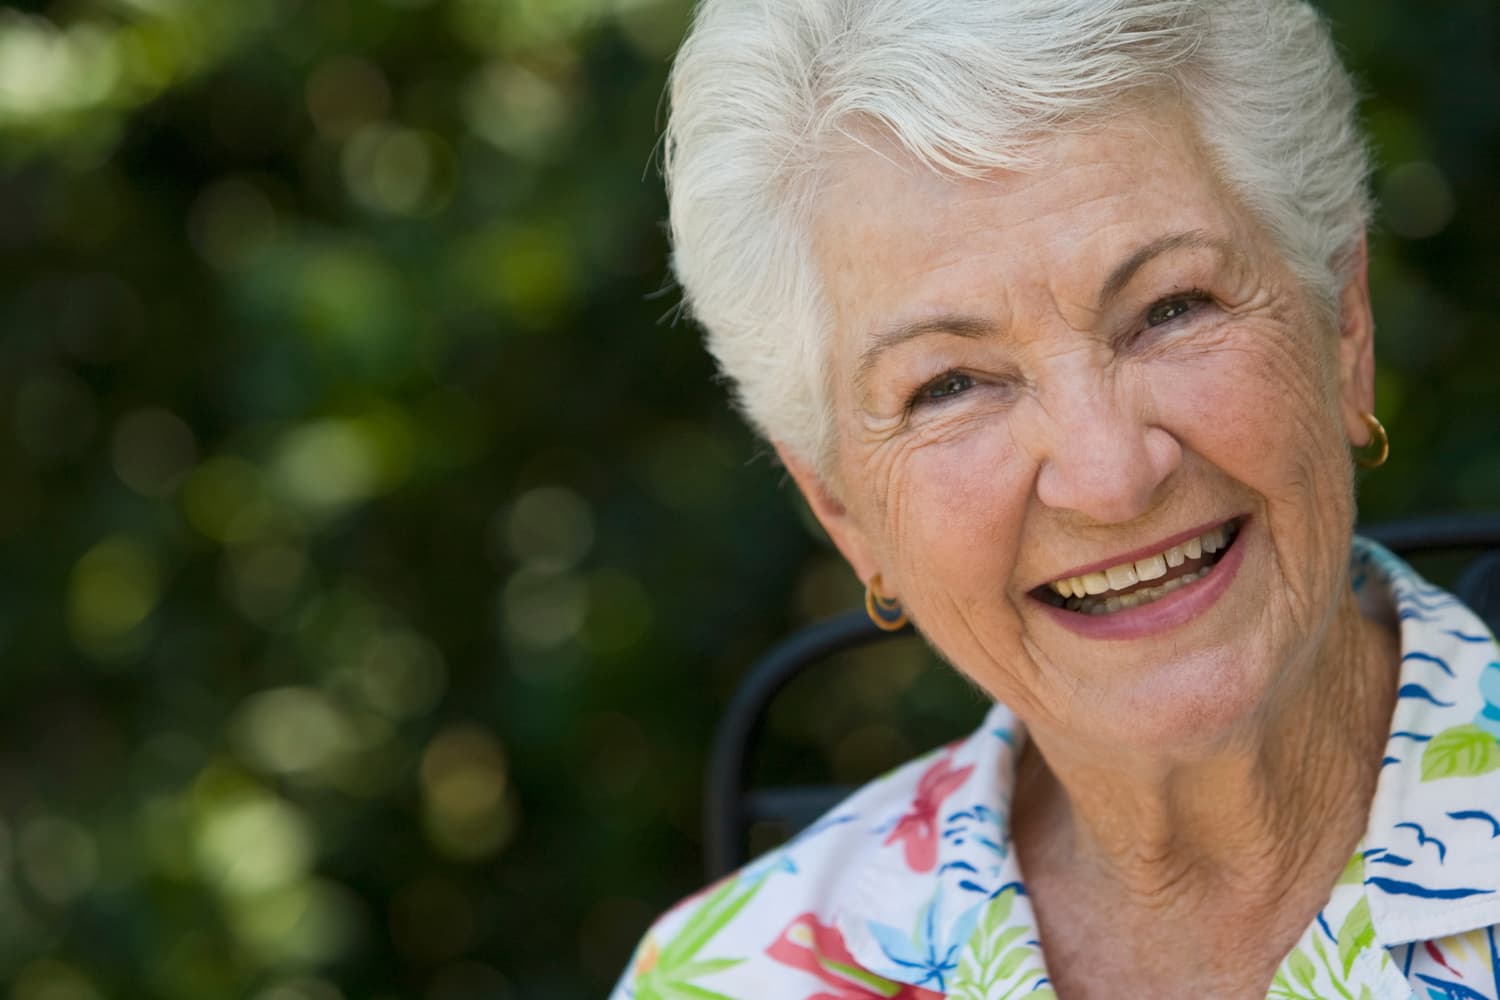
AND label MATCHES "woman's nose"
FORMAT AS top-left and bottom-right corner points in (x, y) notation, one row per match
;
(1031, 385), (1182, 525)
